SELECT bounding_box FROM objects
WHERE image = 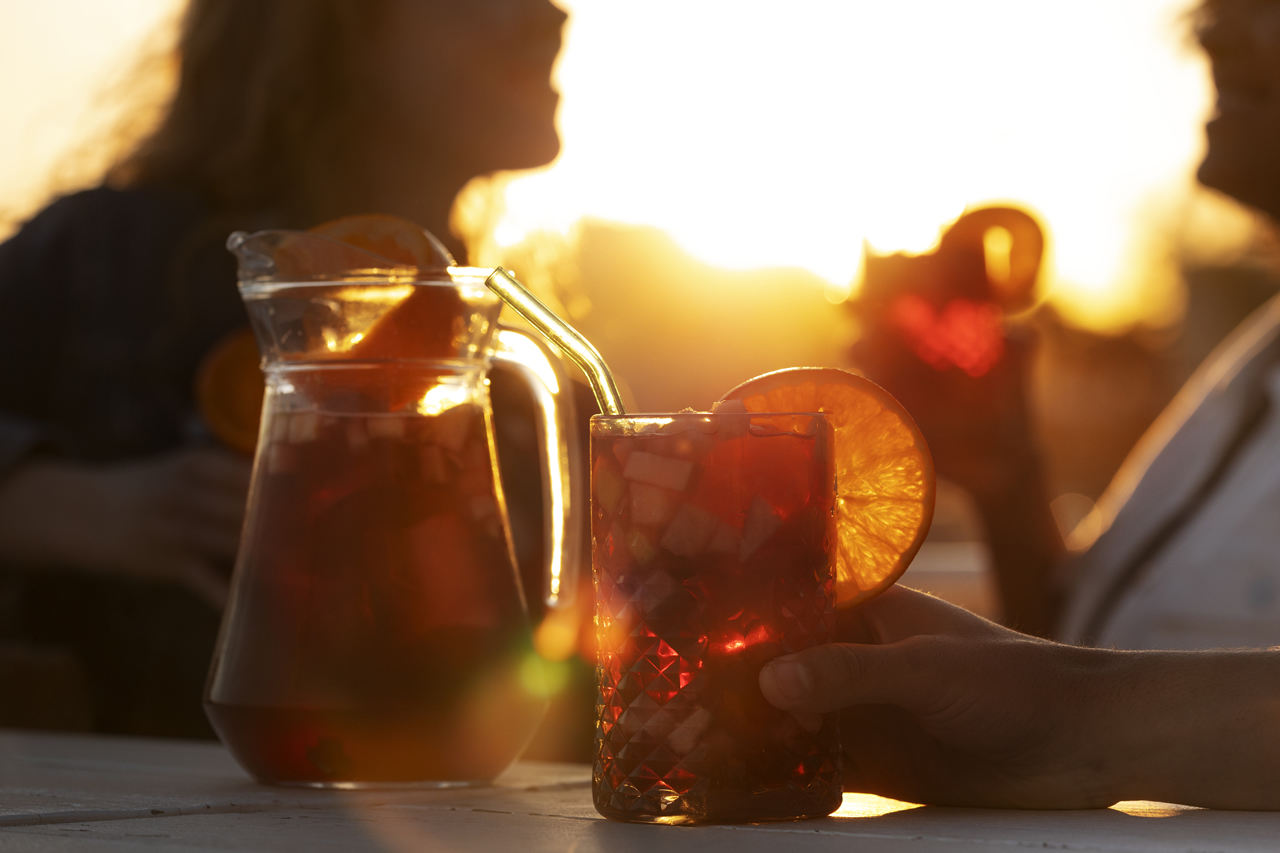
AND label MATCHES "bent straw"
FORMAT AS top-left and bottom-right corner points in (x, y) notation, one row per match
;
(485, 267), (627, 416)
